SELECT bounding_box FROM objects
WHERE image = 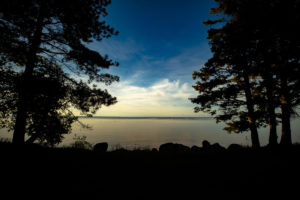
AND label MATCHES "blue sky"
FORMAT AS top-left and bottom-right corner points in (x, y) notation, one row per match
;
(91, 0), (216, 117)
